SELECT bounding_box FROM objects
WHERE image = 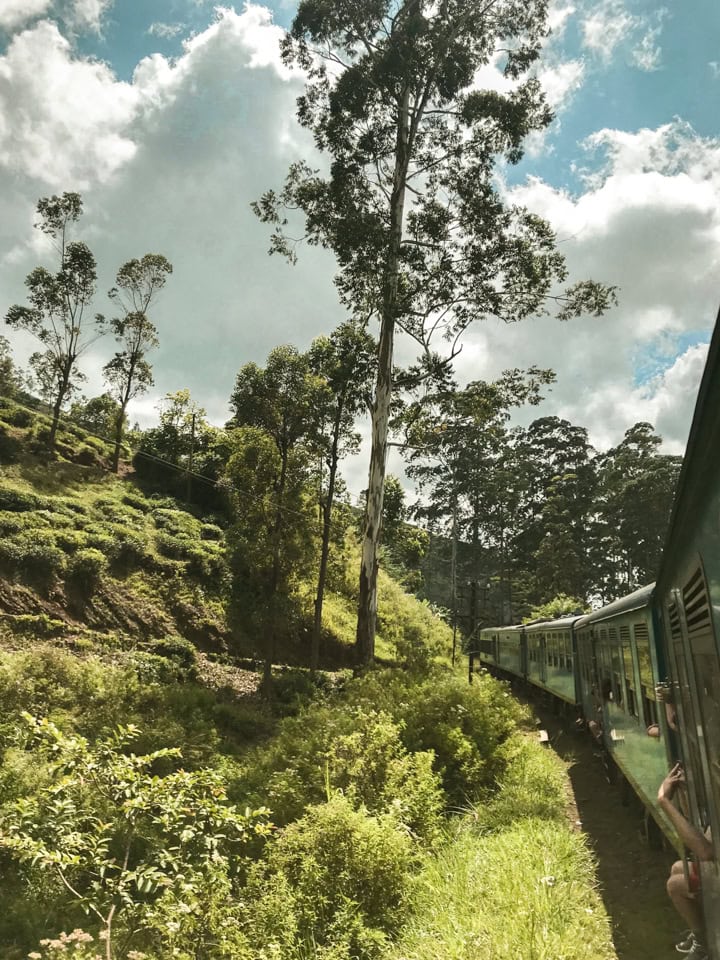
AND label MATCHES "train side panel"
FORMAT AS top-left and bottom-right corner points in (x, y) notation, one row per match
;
(585, 588), (672, 834)
(655, 306), (720, 960)
(524, 618), (579, 704)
